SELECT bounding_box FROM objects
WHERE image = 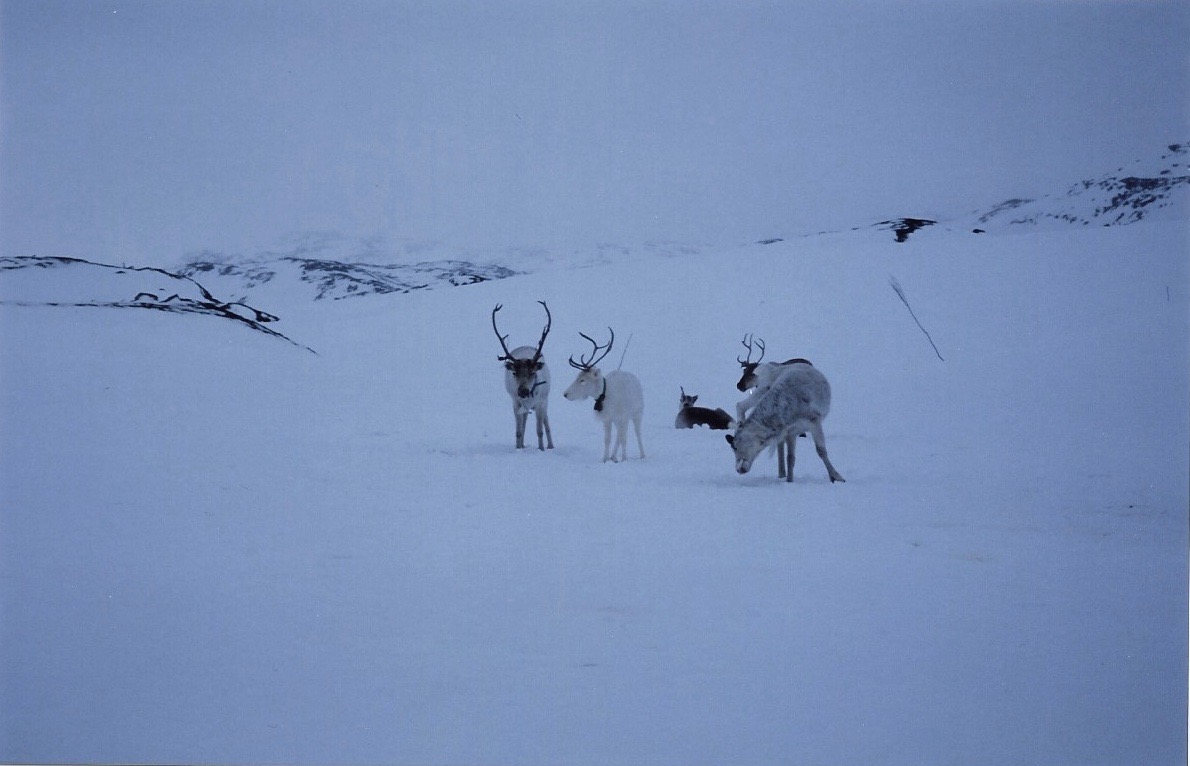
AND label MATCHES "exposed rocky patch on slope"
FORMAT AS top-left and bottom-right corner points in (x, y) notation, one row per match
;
(771, 143), (1189, 245)
(180, 255), (518, 301)
(876, 218), (937, 243)
(971, 143), (1189, 230)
